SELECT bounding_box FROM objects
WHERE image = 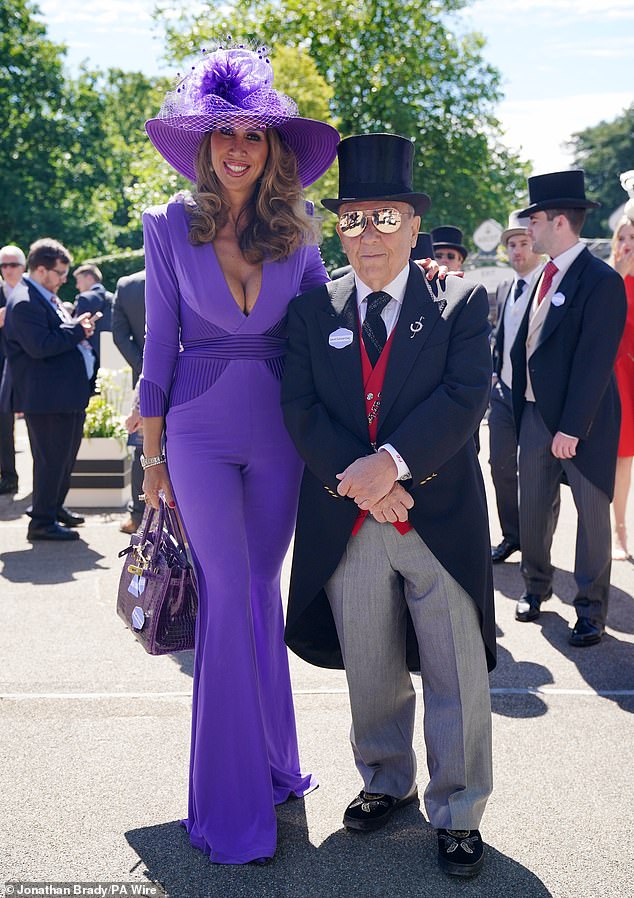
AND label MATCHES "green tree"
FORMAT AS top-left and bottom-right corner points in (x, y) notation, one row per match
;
(0, 0), (69, 248)
(159, 0), (529, 265)
(66, 67), (184, 255)
(0, 0), (182, 267)
(569, 104), (634, 236)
